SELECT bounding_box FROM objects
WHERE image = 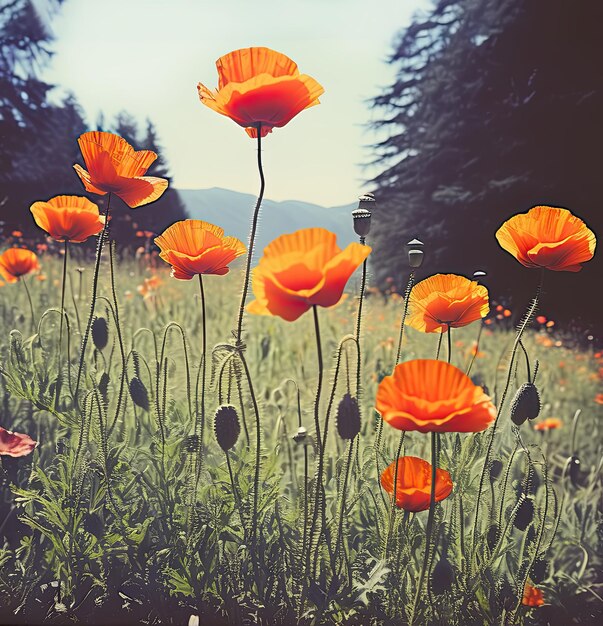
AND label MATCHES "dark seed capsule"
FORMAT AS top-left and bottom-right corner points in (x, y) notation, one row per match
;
(129, 377), (149, 411)
(99, 372), (110, 403)
(567, 455), (581, 488)
(514, 497), (534, 531)
(293, 426), (308, 444)
(431, 557), (454, 595)
(336, 393), (361, 440)
(531, 558), (548, 583)
(91, 316), (109, 350)
(510, 382), (541, 425)
(489, 459), (503, 482)
(487, 524), (498, 551)
(352, 208), (372, 237)
(214, 405), (240, 452)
